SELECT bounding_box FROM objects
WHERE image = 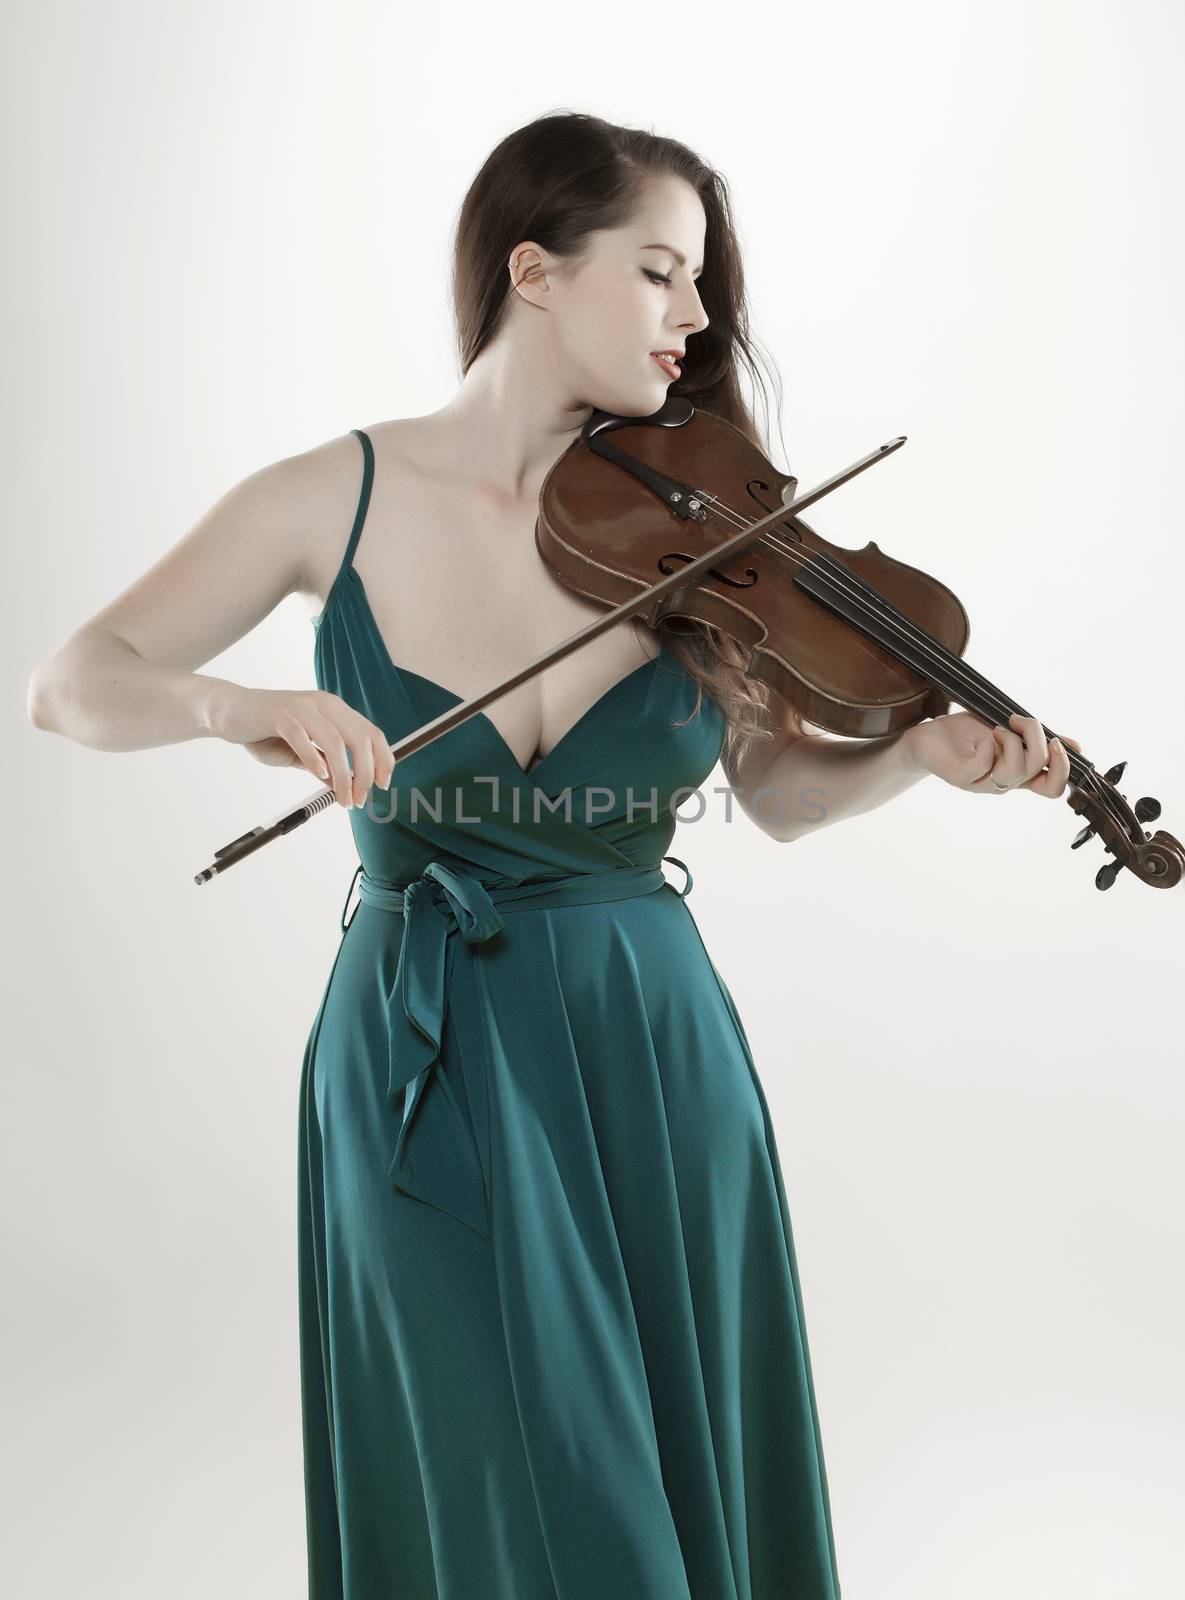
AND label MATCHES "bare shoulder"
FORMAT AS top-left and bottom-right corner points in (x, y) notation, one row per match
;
(288, 416), (431, 604)
(33, 420), (431, 683)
